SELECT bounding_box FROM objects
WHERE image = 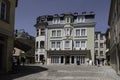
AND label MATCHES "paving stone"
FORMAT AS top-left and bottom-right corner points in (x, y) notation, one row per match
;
(0, 64), (120, 80)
